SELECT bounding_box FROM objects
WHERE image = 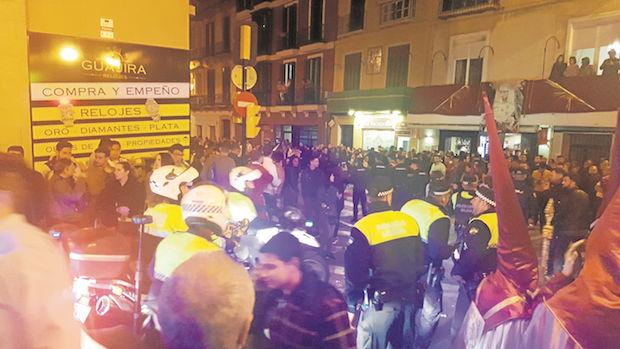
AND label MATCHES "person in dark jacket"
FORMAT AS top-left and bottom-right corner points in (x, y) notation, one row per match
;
(350, 158), (370, 222)
(201, 142), (236, 190)
(48, 158), (86, 225)
(300, 154), (326, 225)
(282, 155), (301, 207)
(548, 173), (591, 275)
(98, 161), (146, 230)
